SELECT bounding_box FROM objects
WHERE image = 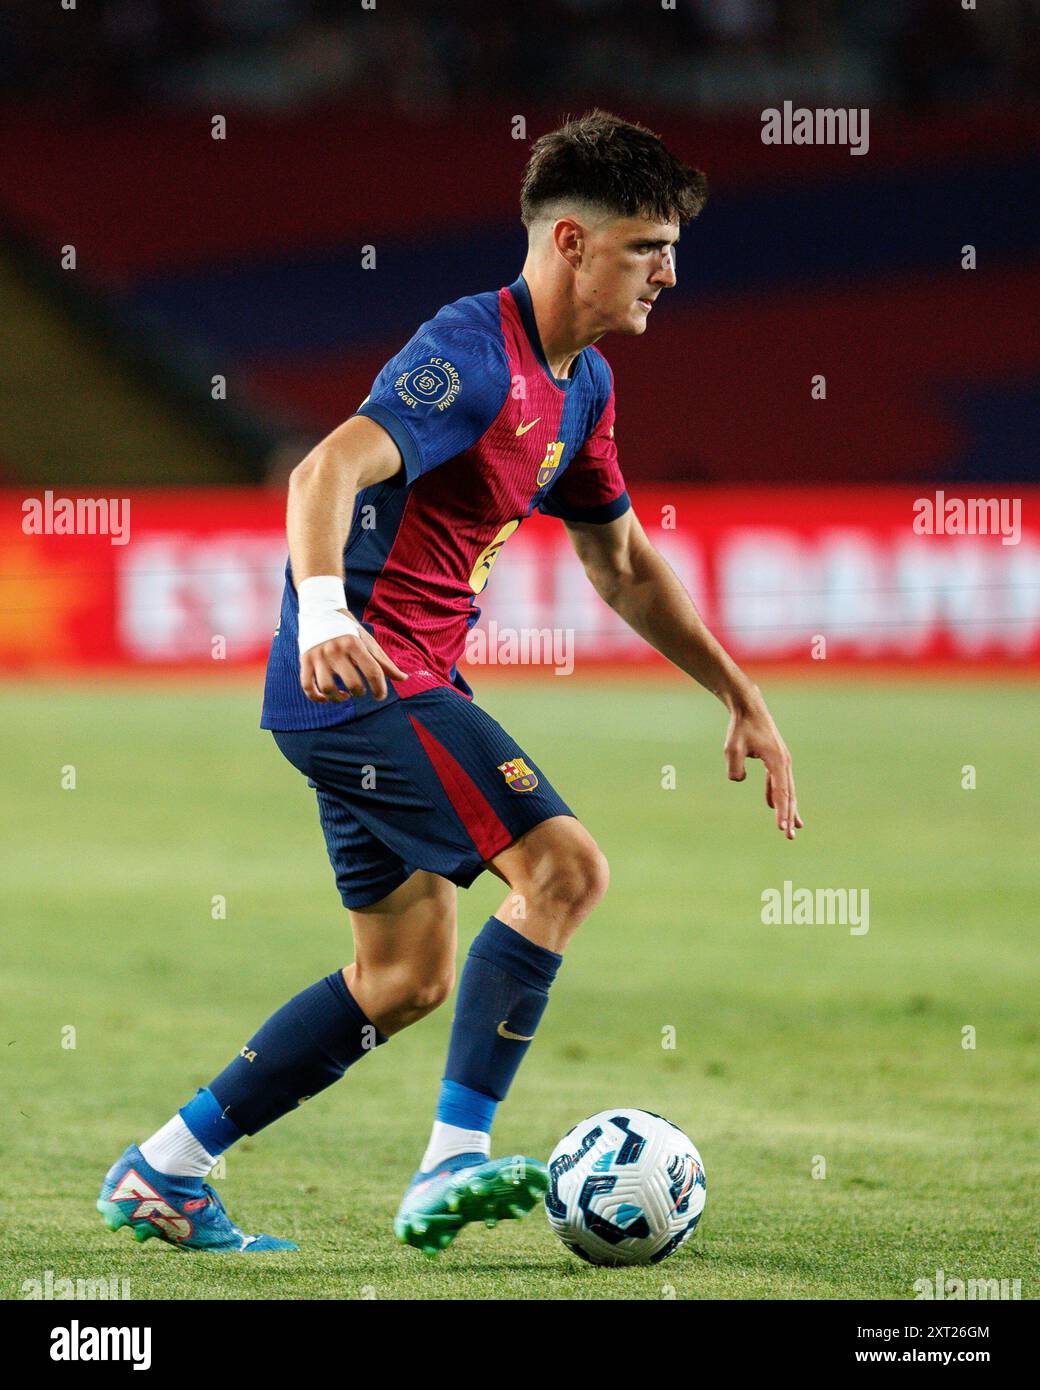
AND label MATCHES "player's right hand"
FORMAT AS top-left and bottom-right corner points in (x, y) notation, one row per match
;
(723, 693), (804, 840)
(300, 625), (408, 703)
